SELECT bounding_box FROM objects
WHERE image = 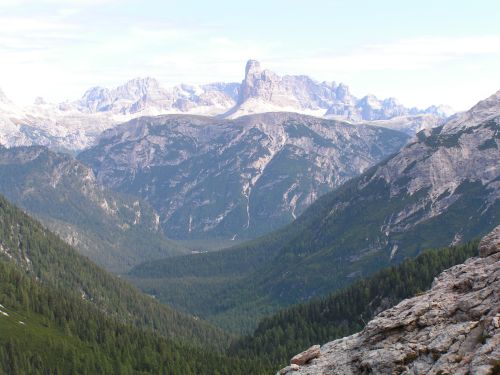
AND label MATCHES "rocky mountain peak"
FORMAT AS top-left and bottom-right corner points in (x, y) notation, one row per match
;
(0, 60), (457, 151)
(279, 226), (500, 375)
(424, 104), (455, 118)
(245, 59), (263, 77)
(118, 77), (161, 97)
(444, 89), (500, 133)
